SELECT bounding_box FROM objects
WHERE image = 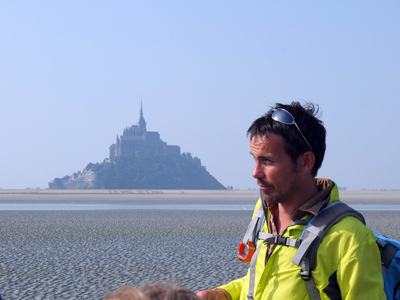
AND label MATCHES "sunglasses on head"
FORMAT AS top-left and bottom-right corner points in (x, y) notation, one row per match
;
(267, 108), (313, 152)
